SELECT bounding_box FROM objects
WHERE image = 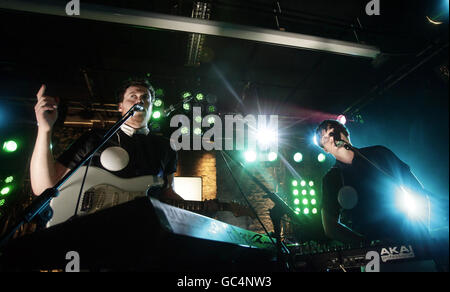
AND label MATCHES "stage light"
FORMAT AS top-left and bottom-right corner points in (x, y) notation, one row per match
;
(268, 152), (277, 161)
(303, 208), (310, 215)
(182, 91), (192, 99)
(207, 116), (215, 124)
(3, 140), (18, 153)
(207, 105), (217, 113)
(195, 93), (204, 101)
(155, 88), (164, 98)
(302, 199), (308, 205)
(302, 189), (307, 195)
(183, 103), (191, 111)
(309, 181), (314, 187)
(4, 176), (14, 184)
(310, 189), (316, 196)
(337, 115), (347, 125)
(193, 128), (202, 136)
(300, 180), (306, 187)
(293, 189), (299, 196)
(395, 186), (428, 220)
(0, 187), (10, 196)
(318, 153), (326, 162)
(312, 208), (318, 214)
(256, 128), (277, 148)
(295, 208), (301, 213)
(294, 198), (300, 205)
(181, 126), (189, 135)
(244, 150), (257, 162)
(0, 199), (5, 206)
(152, 111), (161, 120)
(194, 116), (202, 123)
(311, 199), (317, 205)
(154, 99), (163, 107)
(292, 180), (298, 187)
(293, 152), (303, 162)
